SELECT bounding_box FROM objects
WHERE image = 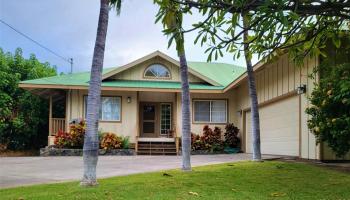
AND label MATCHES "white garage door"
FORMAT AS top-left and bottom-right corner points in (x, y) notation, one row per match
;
(245, 96), (299, 156)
